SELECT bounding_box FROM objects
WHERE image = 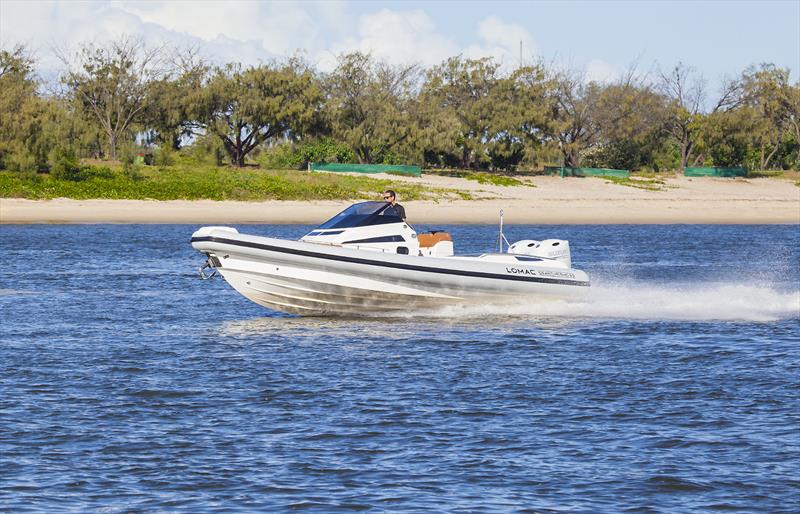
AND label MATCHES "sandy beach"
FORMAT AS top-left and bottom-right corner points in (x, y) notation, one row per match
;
(2, 175), (798, 224)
